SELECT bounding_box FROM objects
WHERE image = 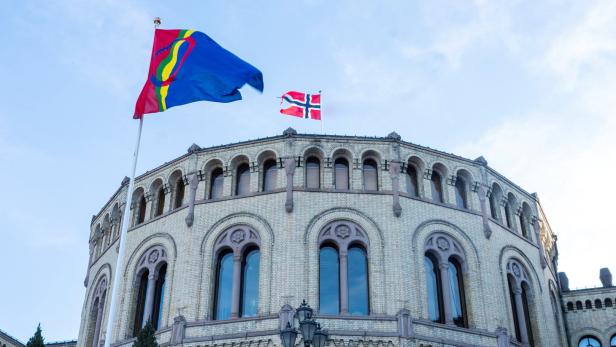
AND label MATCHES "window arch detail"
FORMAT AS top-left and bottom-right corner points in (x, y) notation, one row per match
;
(87, 277), (107, 347)
(213, 225), (261, 320)
(506, 259), (535, 346)
(318, 220), (369, 315)
(132, 245), (168, 335)
(578, 336), (601, 347)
